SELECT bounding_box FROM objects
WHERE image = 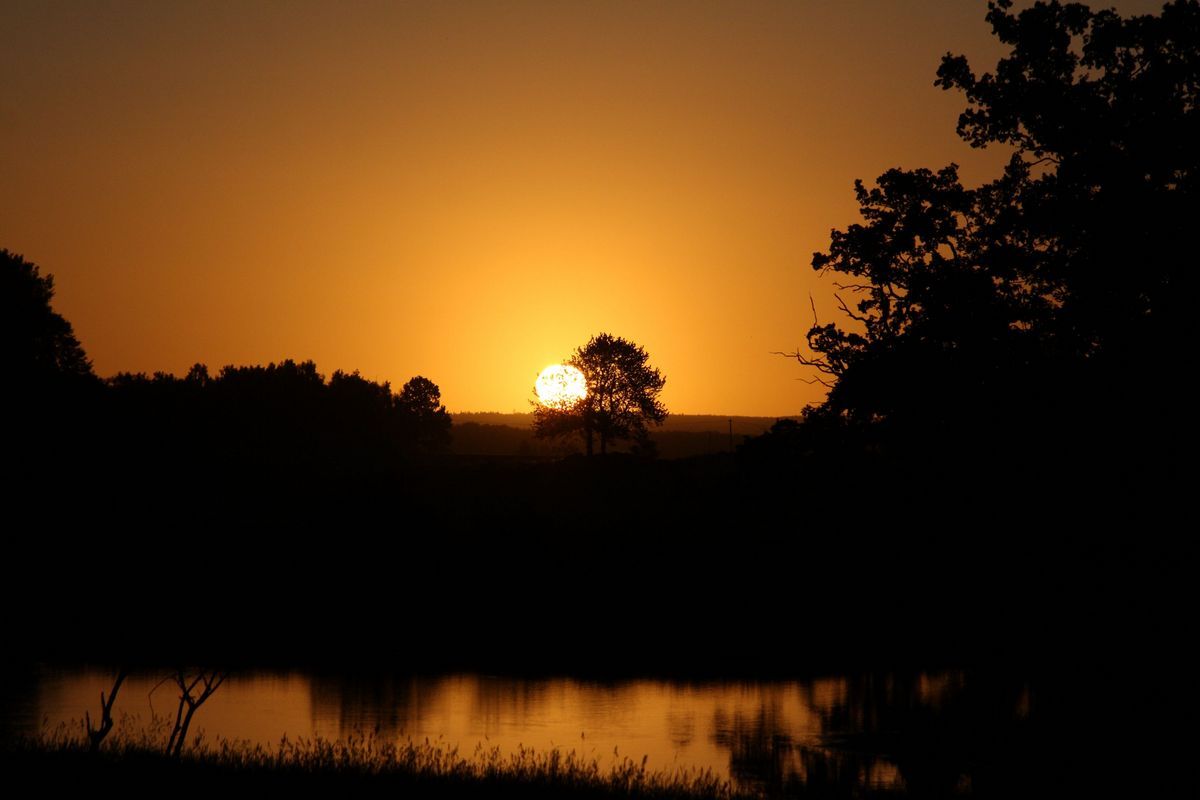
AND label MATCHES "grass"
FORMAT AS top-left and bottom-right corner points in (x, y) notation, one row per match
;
(5, 715), (752, 799)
